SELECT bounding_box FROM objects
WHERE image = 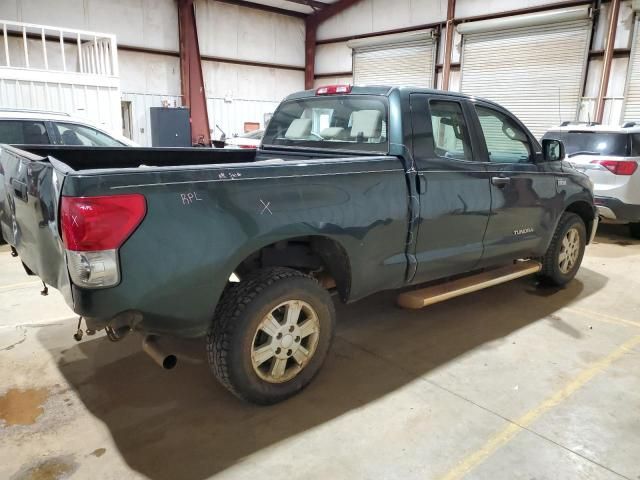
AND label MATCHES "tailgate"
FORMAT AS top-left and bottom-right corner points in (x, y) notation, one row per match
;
(0, 145), (71, 294)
